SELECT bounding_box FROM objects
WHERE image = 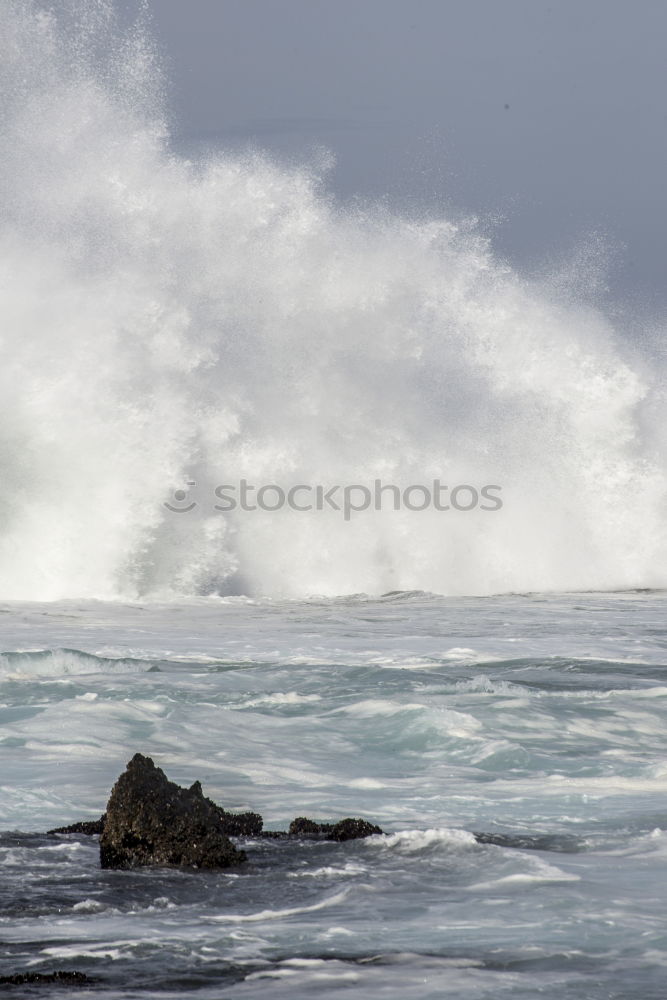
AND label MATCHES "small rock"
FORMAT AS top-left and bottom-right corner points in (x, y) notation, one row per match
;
(289, 817), (328, 836)
(0, 971), (90, 986)
(47, 816), (106, 836)
(329, 818), (383, 841)
(288, 816), (383, 840)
